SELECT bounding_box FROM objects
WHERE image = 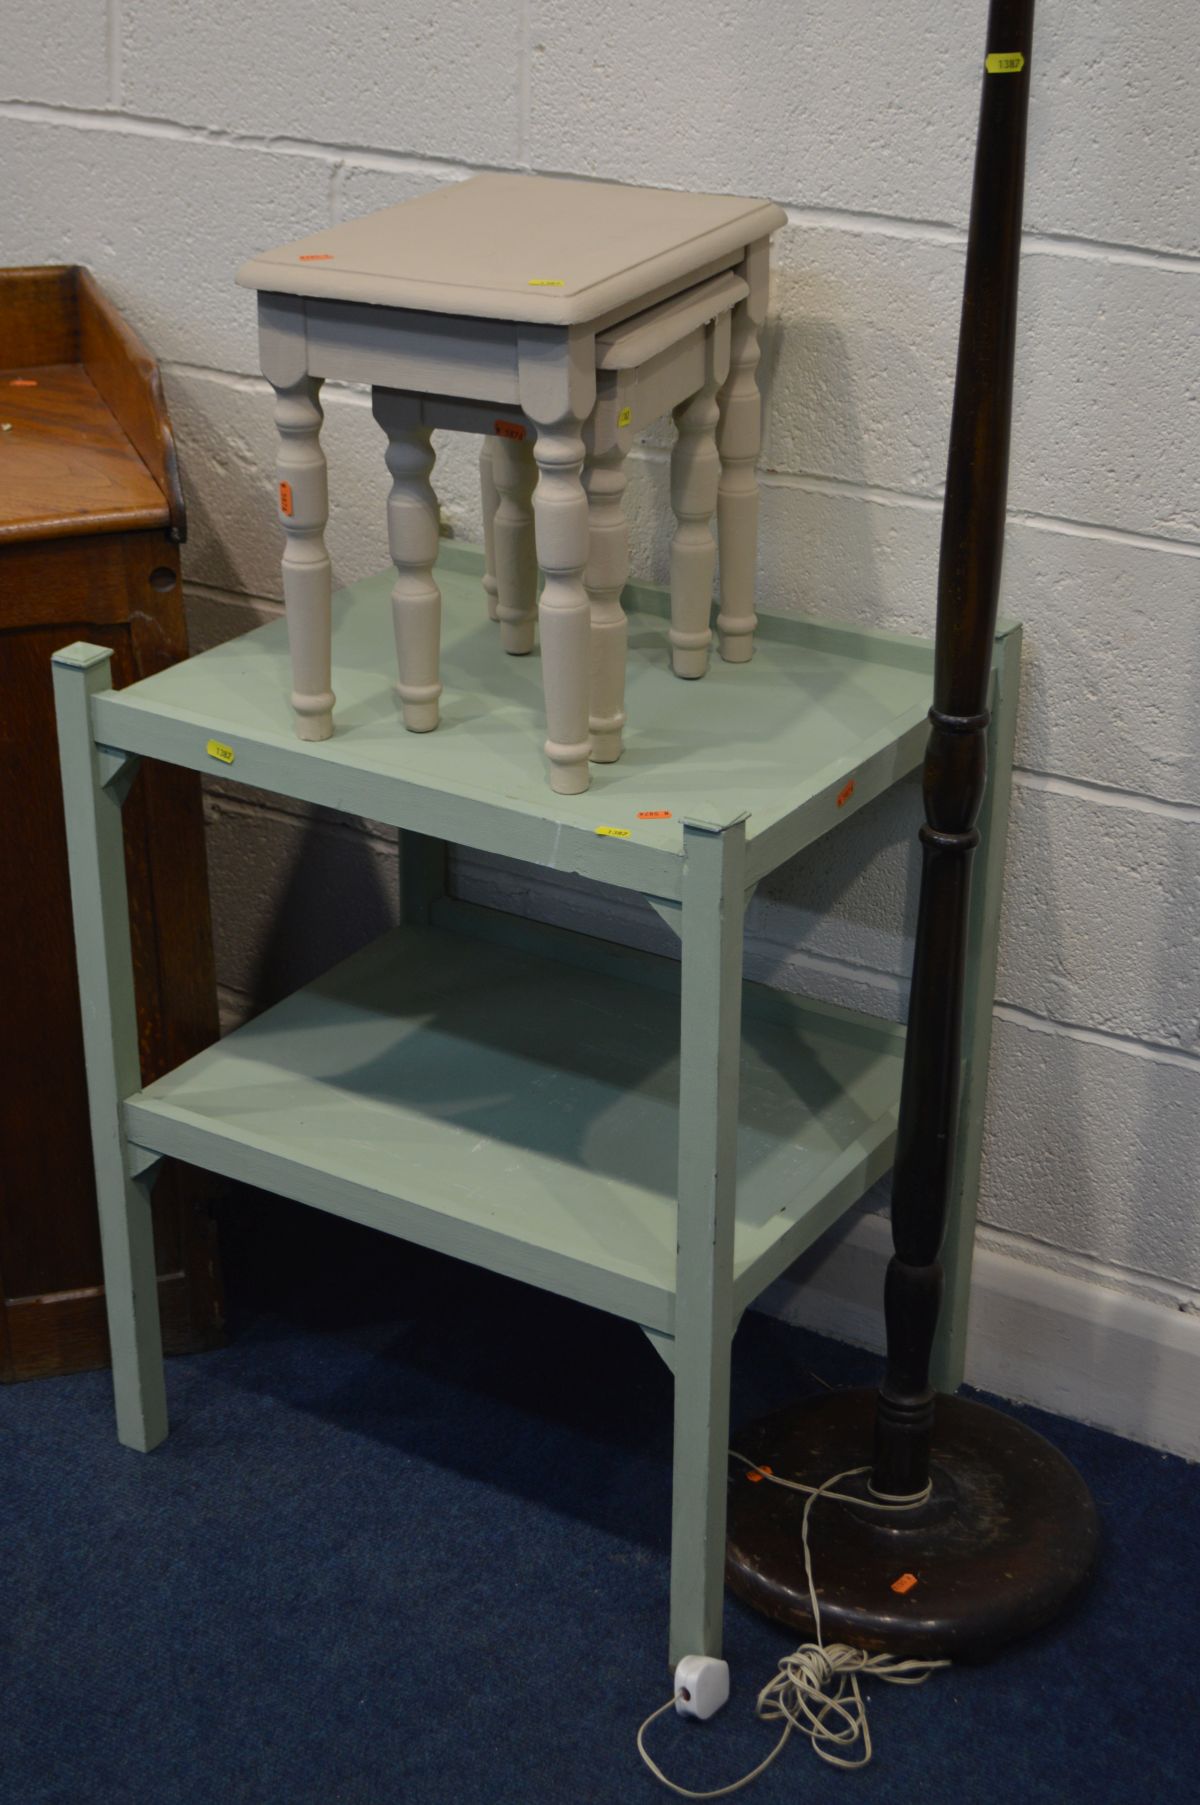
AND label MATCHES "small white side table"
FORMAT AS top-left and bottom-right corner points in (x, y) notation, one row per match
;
(238, 173), (785, 792)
